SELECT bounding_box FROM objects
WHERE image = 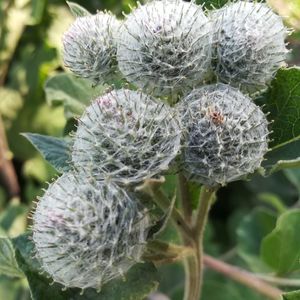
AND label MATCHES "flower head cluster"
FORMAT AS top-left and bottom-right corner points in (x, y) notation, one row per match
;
(33, 173), (150, 290)
(62, 0), (289, 96)
(32, 0), (288, 292)
(178, 84), (269, 186)
(72, 89), (181, 185)
(117, 0), (213, 96)
(63, 12), (120, 84)
(210, 2), (289, 94)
